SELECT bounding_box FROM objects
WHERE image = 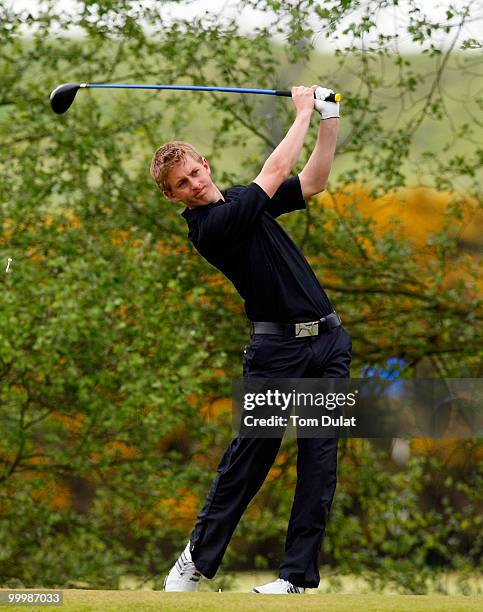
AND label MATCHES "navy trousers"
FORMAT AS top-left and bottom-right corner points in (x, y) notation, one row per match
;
(190, 324), (352, 588)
